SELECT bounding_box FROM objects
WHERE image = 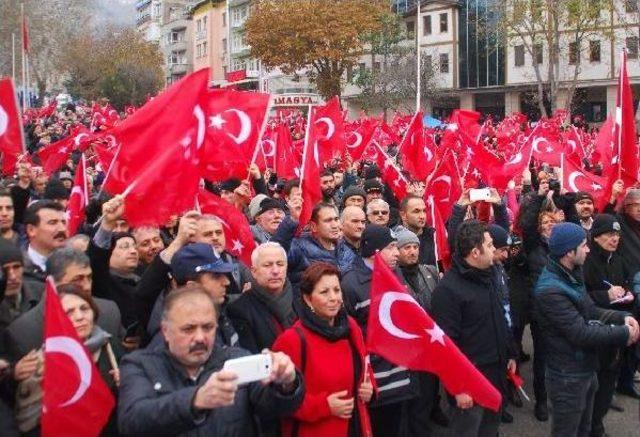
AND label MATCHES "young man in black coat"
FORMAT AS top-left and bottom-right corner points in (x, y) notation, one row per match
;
(431, 220), (516, 437)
